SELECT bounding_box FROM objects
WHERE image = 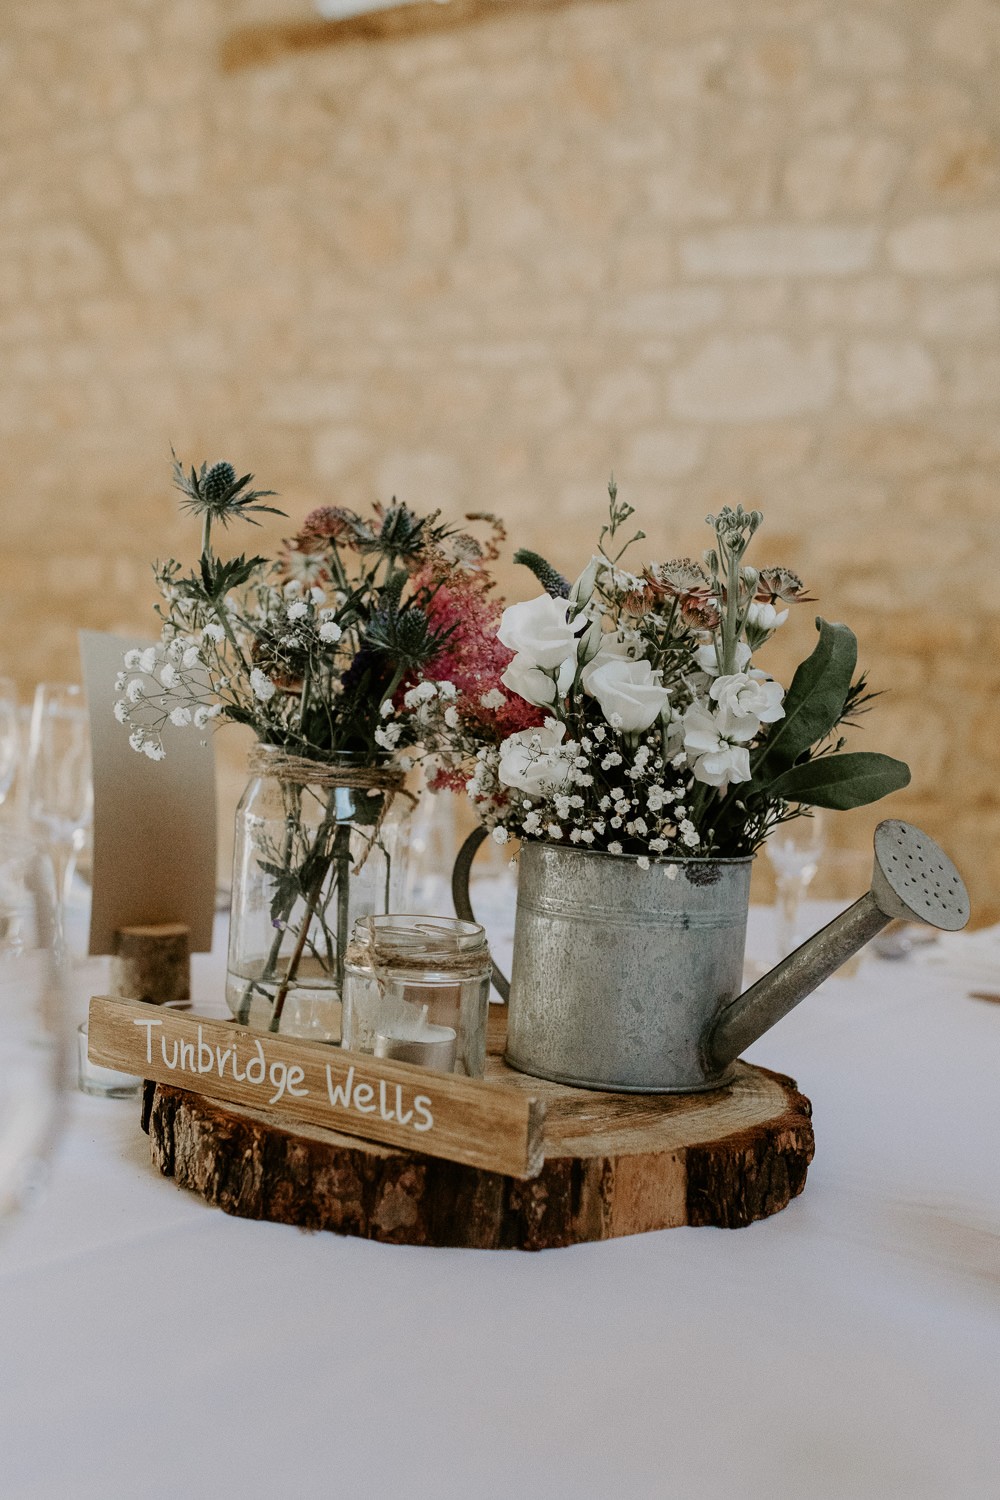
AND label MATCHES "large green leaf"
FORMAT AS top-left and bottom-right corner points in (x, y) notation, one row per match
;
(768, 752), (911, 810)
(750, 618), (857, 786)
